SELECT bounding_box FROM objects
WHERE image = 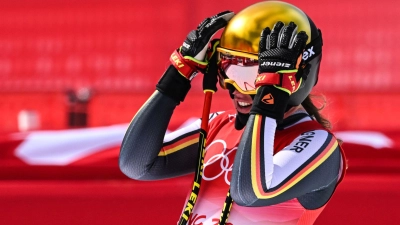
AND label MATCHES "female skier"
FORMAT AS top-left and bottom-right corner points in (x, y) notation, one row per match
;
(119, 1), (347, 224)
